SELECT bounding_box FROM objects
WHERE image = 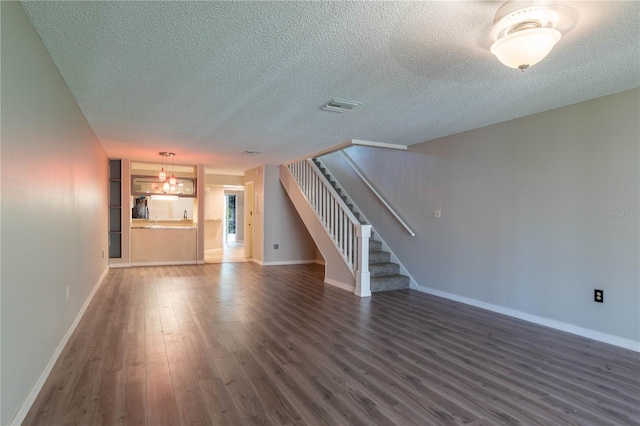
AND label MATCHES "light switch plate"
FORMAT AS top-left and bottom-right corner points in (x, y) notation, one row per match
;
(434, 209), (441, 218)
